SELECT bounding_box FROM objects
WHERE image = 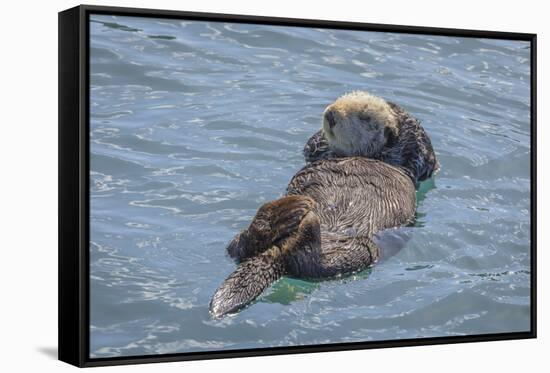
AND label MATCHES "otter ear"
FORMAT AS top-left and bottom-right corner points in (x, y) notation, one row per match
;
(384, 127), (398, 146)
